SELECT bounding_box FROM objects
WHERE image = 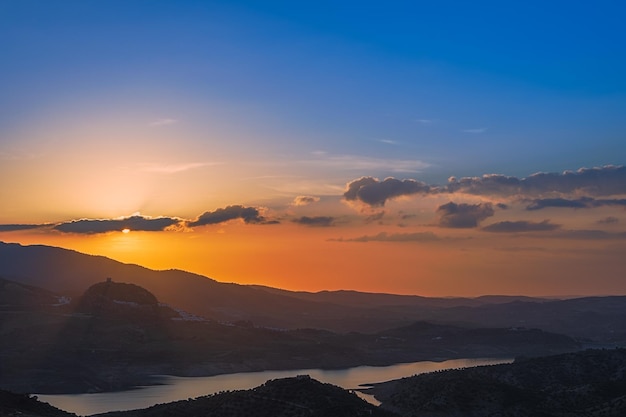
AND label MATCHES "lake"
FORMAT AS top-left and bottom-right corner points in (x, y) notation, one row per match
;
(38, 358), (511, 415)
